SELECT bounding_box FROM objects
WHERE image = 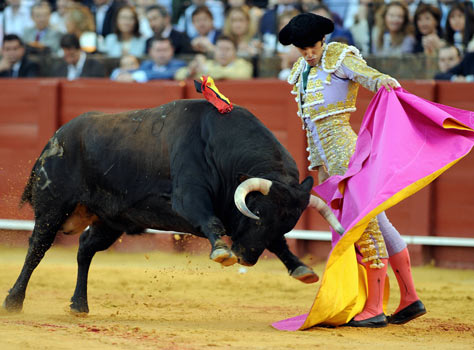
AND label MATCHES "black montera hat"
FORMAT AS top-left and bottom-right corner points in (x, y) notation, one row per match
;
(279, 13), (334, 48)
